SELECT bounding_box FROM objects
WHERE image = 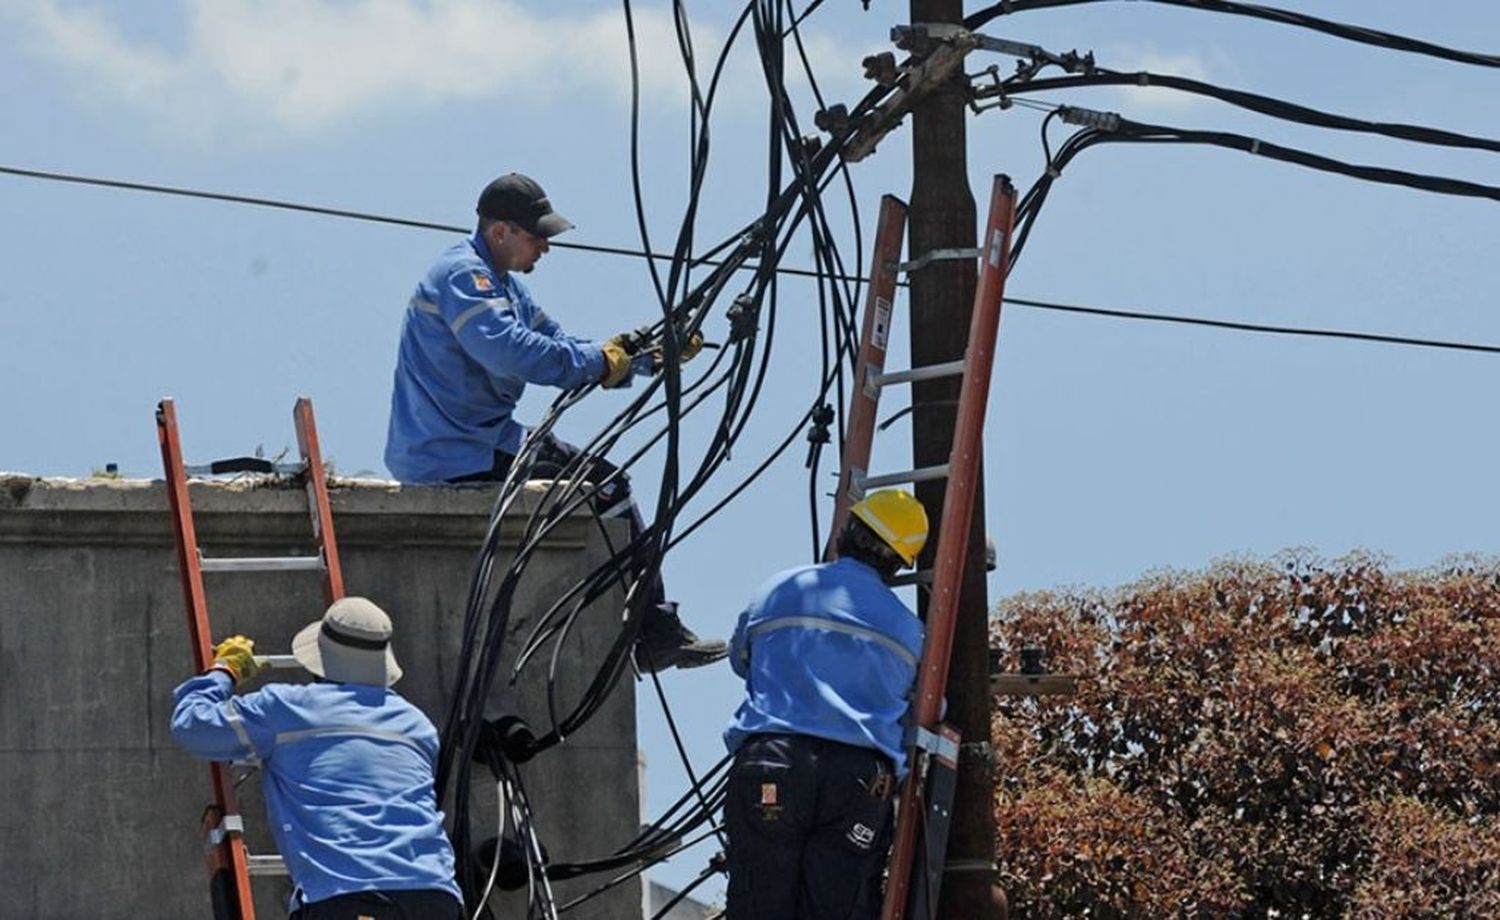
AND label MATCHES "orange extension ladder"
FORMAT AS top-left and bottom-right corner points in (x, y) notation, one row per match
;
(156, 396), (346, 920)
(824, 176), (1018, 920)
